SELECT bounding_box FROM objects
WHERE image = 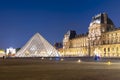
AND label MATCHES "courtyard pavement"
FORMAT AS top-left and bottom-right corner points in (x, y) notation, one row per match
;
(0, 58), (120, 80)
